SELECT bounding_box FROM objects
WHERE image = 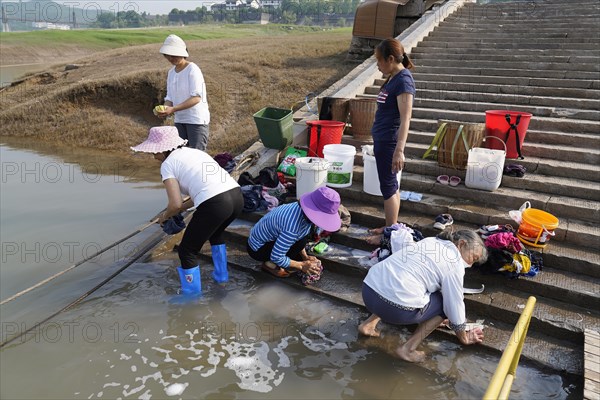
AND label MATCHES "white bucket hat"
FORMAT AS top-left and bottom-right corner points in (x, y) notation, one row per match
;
(159, 34), (189, 57)
(131, 126), (187, 153)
